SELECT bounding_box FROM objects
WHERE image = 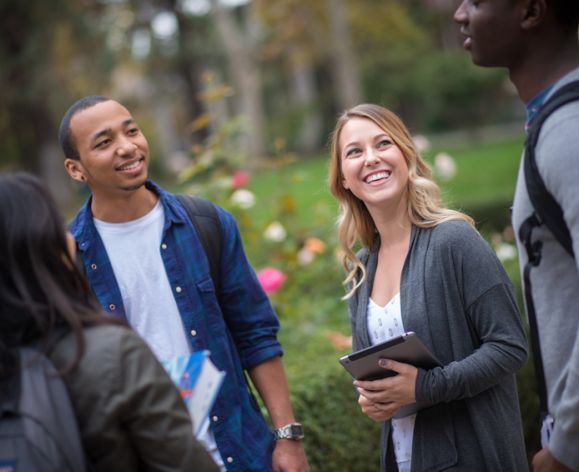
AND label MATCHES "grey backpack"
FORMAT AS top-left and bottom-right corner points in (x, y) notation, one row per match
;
(0, 348), (87, 472)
